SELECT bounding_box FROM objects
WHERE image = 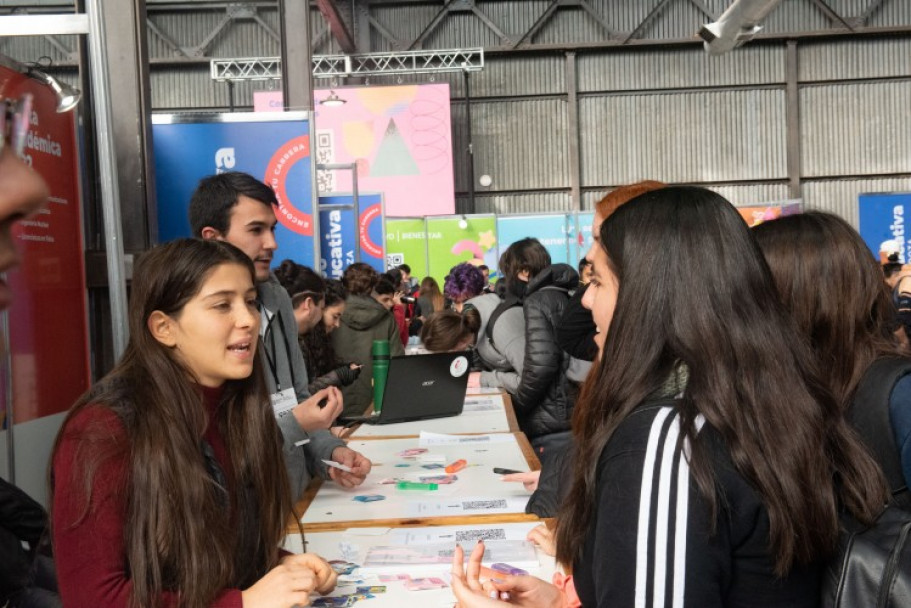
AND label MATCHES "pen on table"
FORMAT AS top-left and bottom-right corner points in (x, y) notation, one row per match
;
(493, 467), (522, 475)
(445, 459), (467, 474)
(322, 459), (354, 473)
